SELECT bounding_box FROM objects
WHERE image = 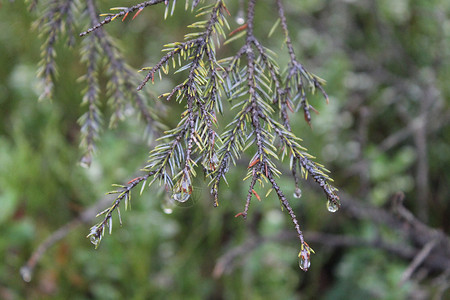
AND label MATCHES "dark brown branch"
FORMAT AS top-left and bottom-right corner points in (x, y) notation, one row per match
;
(276, 0), (296, 62)
(80, 0), (166, 37)
(267, 171), (305, 244)
(87, 173), (154, 246)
